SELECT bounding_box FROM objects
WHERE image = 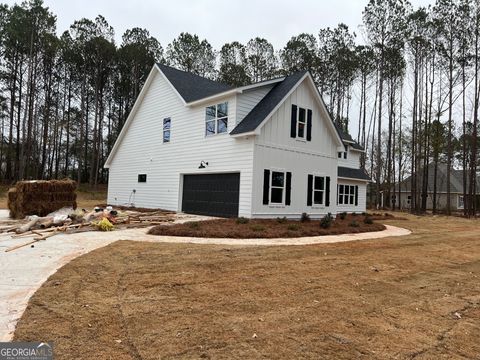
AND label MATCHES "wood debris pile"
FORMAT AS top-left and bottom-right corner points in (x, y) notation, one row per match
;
(1, 206), (175, 252)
